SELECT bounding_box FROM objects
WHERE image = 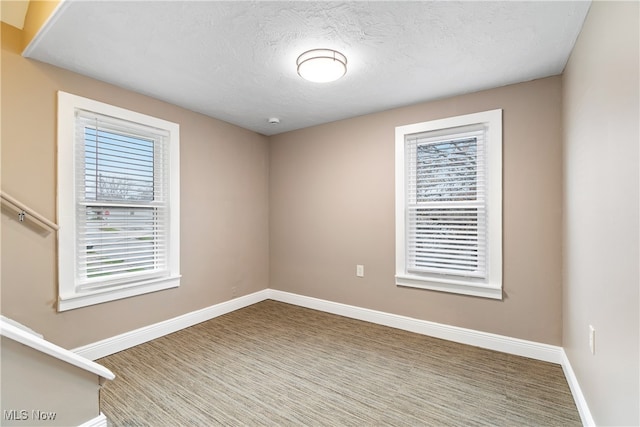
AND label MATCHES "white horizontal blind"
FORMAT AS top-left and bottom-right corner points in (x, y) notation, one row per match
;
(75, 110), (170, 289)
(405, 124), (487, 278)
